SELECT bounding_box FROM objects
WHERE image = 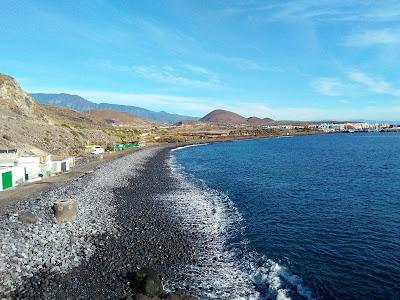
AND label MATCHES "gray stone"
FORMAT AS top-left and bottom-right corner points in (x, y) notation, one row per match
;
(134, 268), (163, 297)
(18, 212), (37, 224)
(142, 275), (163, 297)
(53, 199), (77, 221)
